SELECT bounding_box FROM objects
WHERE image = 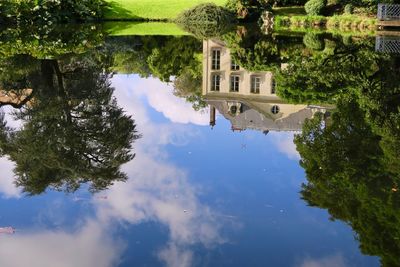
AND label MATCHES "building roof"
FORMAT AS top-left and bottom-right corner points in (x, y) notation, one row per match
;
(207, 99), (315, 132)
